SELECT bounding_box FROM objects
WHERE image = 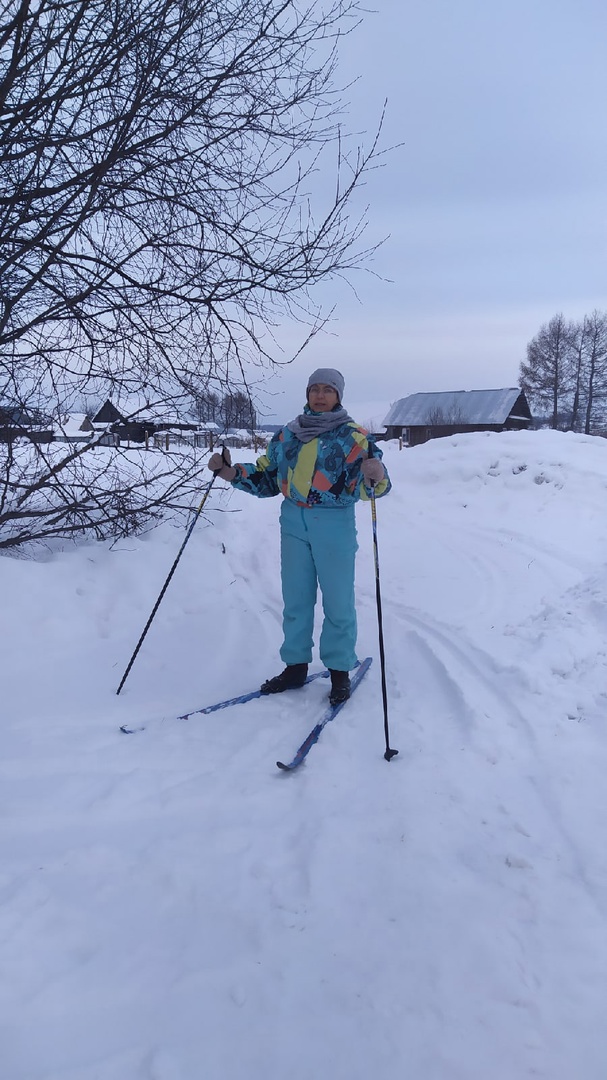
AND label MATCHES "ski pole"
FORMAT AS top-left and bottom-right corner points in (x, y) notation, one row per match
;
(369, 469), (398, 762)
(116, 449), (227, 694)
